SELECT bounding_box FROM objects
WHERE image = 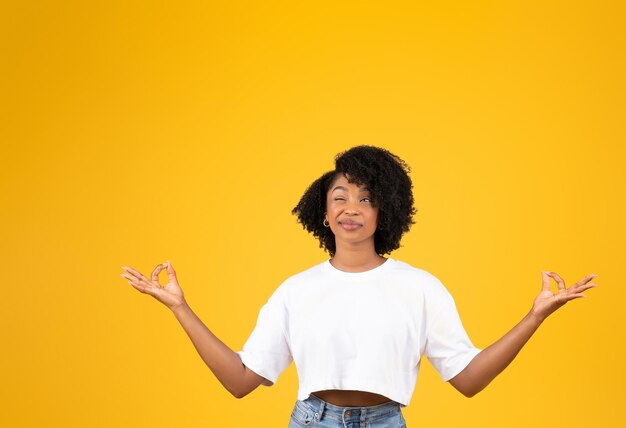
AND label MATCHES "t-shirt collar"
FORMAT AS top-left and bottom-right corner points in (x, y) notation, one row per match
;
(323, 257), (395, 278)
